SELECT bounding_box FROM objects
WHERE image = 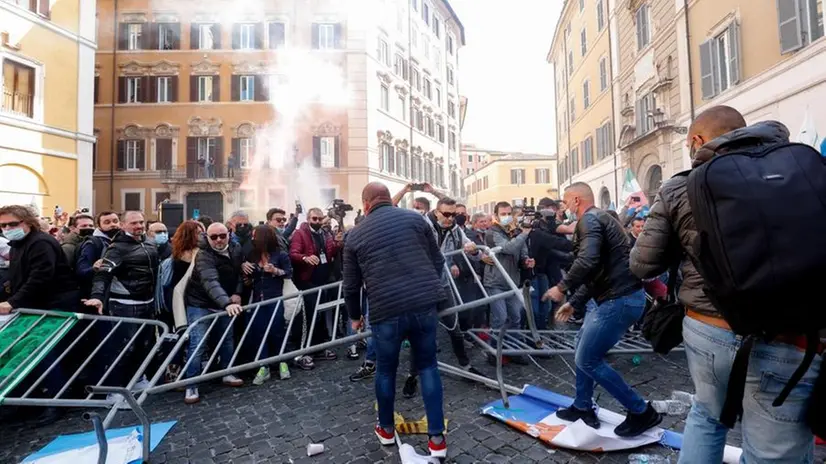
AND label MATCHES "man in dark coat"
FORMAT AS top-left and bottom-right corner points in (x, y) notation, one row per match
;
(344, 182), (448, 458)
